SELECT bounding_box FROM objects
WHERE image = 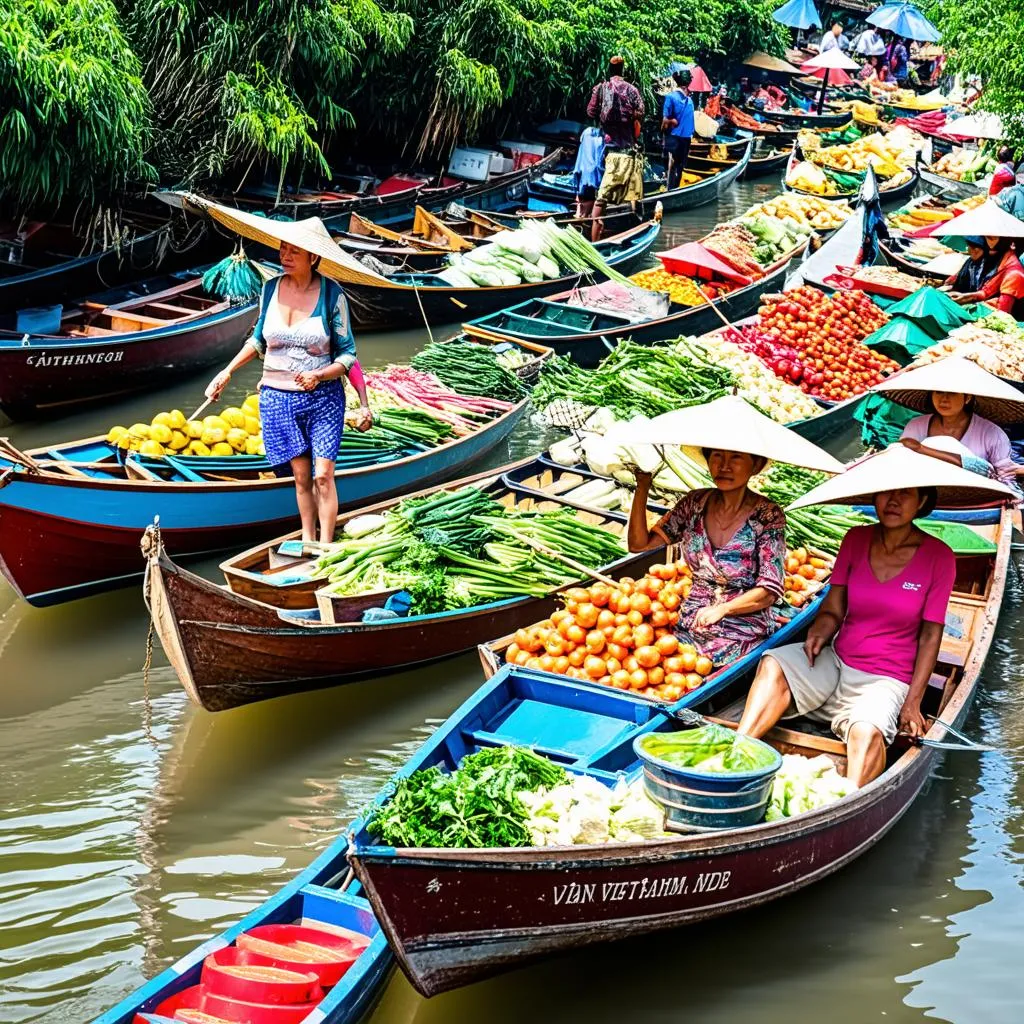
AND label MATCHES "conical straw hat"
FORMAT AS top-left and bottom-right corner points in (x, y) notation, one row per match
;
(786, 443), (1016, 510)
(174, 192), (393, 288)
(939, 200), (1024, 239)
(612, 395), (845, 474)
(871, 355), (1024, 423)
